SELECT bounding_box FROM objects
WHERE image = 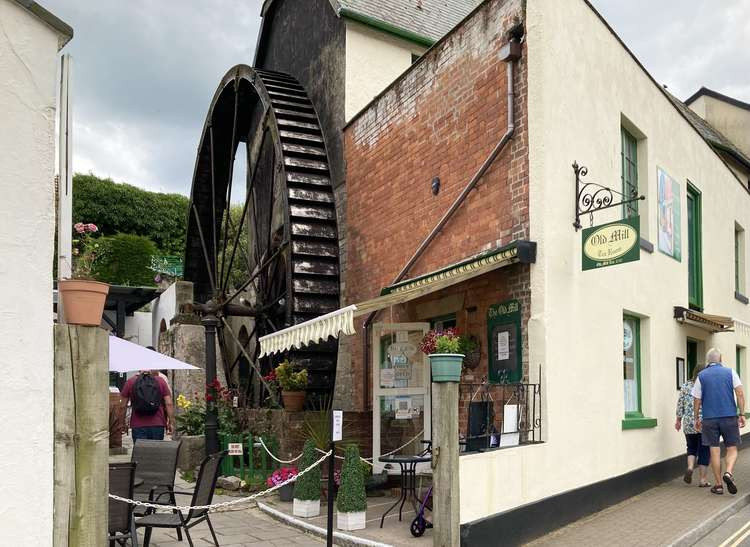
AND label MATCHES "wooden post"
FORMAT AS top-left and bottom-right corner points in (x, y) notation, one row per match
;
(53, 325), (109, 547)
(432, 381), (460, 547)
